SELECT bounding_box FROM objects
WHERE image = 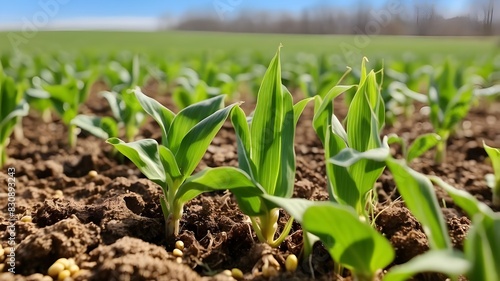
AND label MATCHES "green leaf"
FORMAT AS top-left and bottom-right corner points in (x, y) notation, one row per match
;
(303, 203), (394, 280)
(71, 115), (118, 140)
(250, 47), (283, 194)
(406, 133), (441, 163)
(384, 250), (469, 281)
(175, 167), (262, 206)
(231, 106), (256, 178)
(168, 94), (225, 154)
(106, 138), (166, 187)
(465, 214), (500, 281)
(175, 103), (238, 178)
(484, 142), (500, 184)
(329, 147), (389, 167)
(386, 158), (452, 250)
(158, 145), (182, 188)
(133, 87), (175, 146)
(429, 175), (495, 218)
